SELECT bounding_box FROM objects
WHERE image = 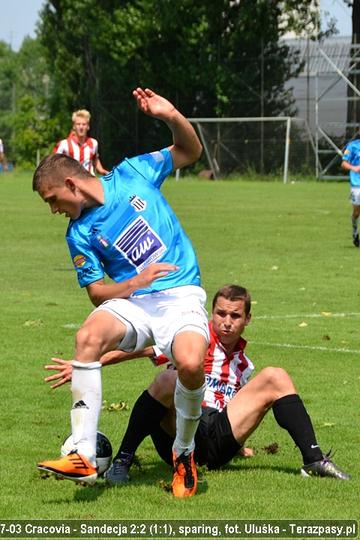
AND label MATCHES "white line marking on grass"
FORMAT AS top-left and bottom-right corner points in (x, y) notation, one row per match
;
(251, 341), (360, 355)
(62, 323), (81, 329)
(255, 312), (360, 320)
